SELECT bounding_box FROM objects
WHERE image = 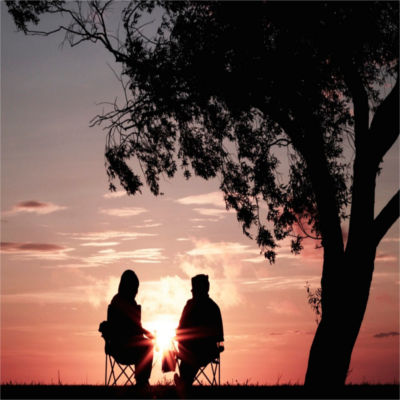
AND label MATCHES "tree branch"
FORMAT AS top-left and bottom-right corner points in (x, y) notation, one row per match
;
(374, 190), (400, 248)
(370, 78), (399, 163)
(342, 62), (370, 148)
